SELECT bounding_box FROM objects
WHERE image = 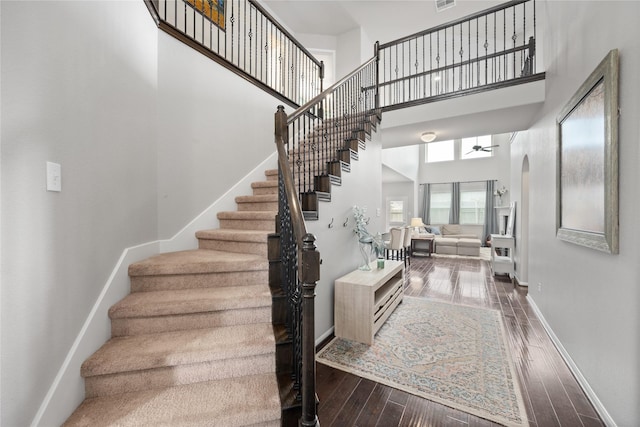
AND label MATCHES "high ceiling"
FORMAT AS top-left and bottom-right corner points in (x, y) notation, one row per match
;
(261, 0), (506, 45)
